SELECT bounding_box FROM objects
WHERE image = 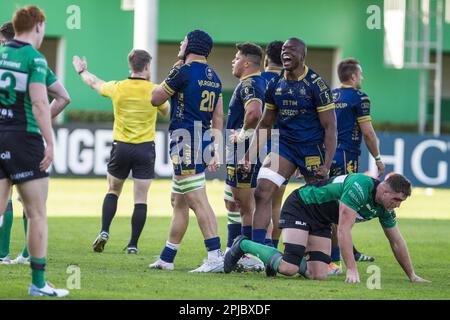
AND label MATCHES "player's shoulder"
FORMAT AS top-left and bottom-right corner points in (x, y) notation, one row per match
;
(346, 173), (376, 191)
(307, 67), (330, 90)
(355, 89), (370, 101)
